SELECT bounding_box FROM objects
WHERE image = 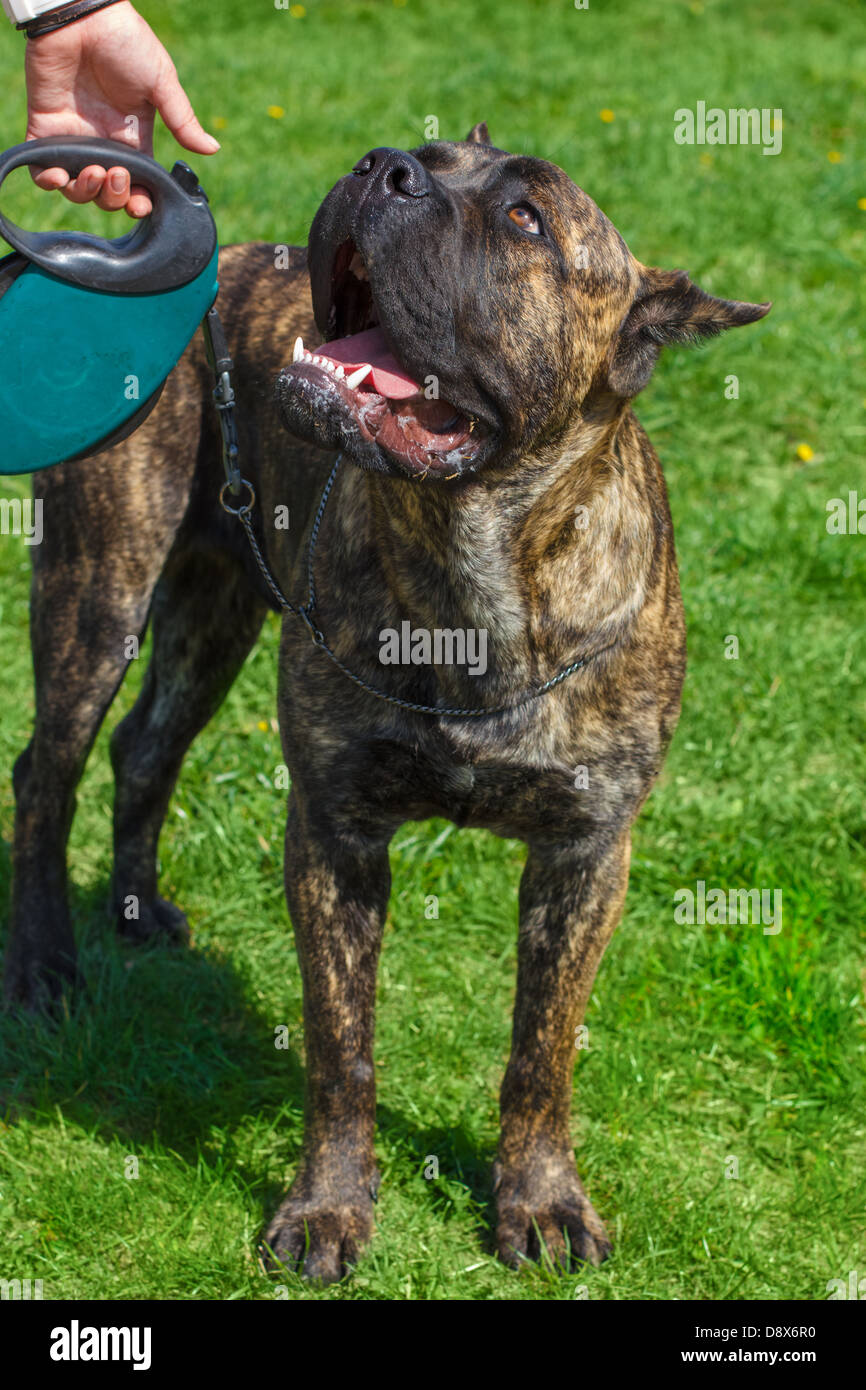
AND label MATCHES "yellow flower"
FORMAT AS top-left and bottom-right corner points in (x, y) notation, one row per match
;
(257, 720), (269, 732)
(796, 443), (814, 462)
(827, 150), (842, 163)
(699, 152), (713, 168)
(213, 116), (227, 131)
(599, 109), (615, 124)
(857, 197), (866, 210)
(268, 105), (285, 120)
(290, 3), (305, 14)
